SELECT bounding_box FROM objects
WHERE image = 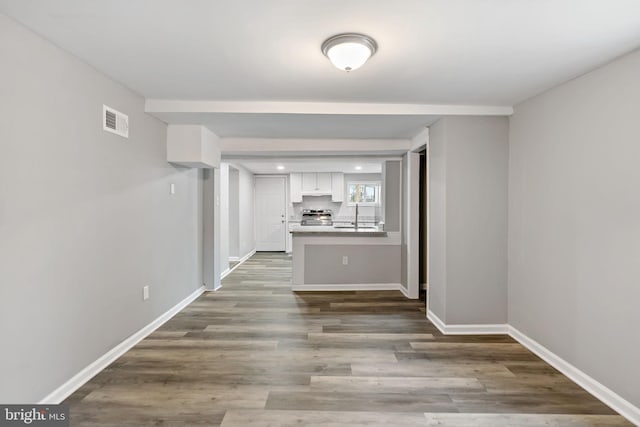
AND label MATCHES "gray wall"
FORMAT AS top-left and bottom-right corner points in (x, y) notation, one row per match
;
(509, 48), (640, 408)
(220, 162), (255, 266)
(228, 167), (240, 258)
(237, 164), (255, 258)
(304, 245), (401, 284)
(0, 15), (203, 402)
(428, 116), (508, 324)
(219, 163), (229, 272)
(428, 120), (447, 318)
(400, 154), (408, 291)
(203, 169), (220, 290)
(383, 161), (401, 232)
